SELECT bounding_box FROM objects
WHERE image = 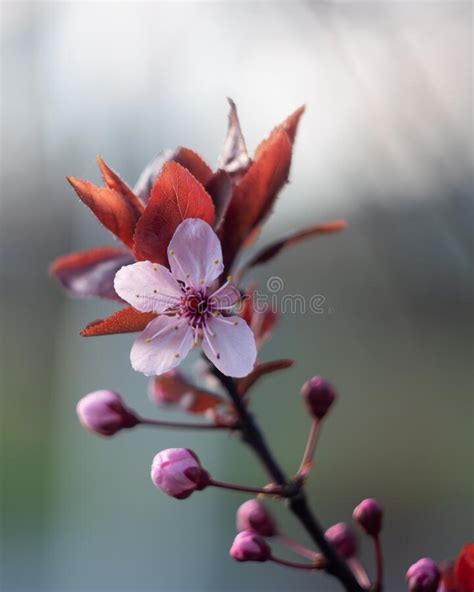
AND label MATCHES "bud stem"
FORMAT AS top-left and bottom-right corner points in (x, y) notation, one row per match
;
(276, 534), (321, 561)
(270, 555), (323, 570)
(139, 418), (231, 431)
(296, 418), (321, 478)
(348, 558), (371, 589)
(209, 479), (283, 496)
(373, 535), (384, 592)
